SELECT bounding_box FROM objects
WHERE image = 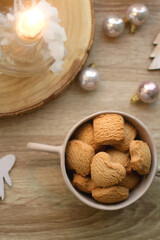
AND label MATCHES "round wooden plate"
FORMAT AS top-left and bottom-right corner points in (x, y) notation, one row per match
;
(0, 0), (94, 117)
